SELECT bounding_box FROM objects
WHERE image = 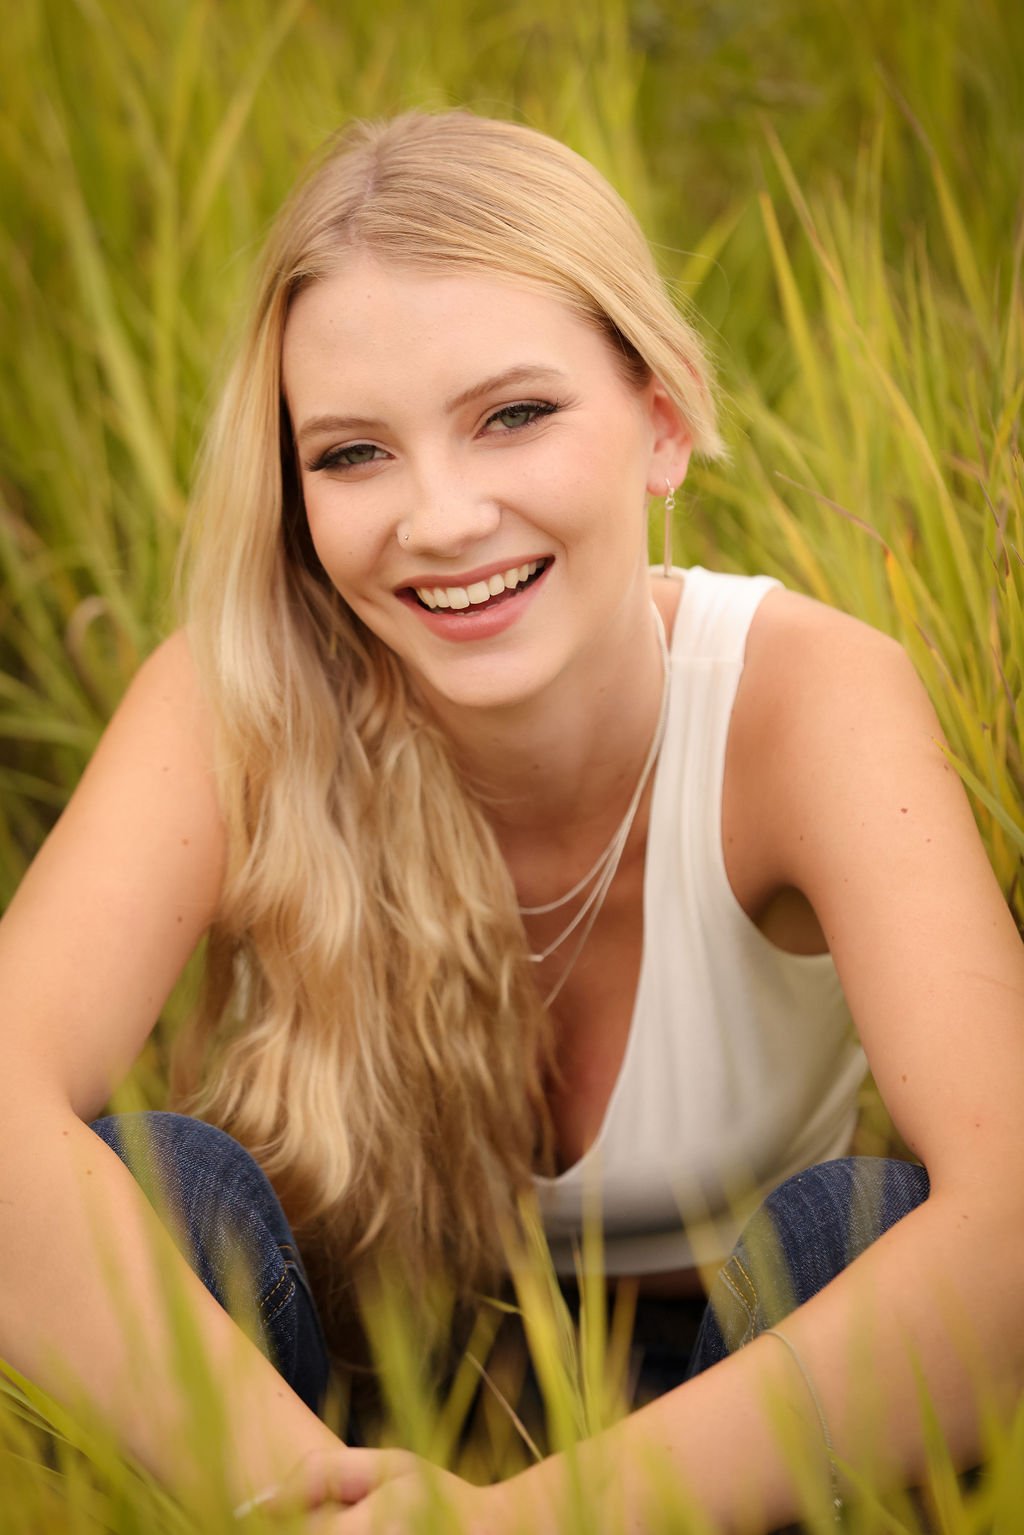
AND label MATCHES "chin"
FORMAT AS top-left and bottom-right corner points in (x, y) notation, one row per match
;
(422, 675), (541, 715)
(408, 655), (555, 716)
